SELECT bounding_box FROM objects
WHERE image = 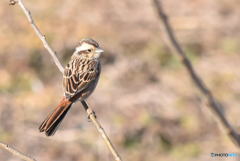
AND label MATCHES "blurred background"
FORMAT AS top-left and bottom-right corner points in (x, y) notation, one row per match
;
(0, 0), (240, 160)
